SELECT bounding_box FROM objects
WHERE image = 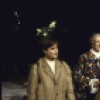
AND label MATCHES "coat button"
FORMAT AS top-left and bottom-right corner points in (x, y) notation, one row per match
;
(56, 93), (58, 96)
(55, 82), (57, 85)
(55, 81), (57, 85)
